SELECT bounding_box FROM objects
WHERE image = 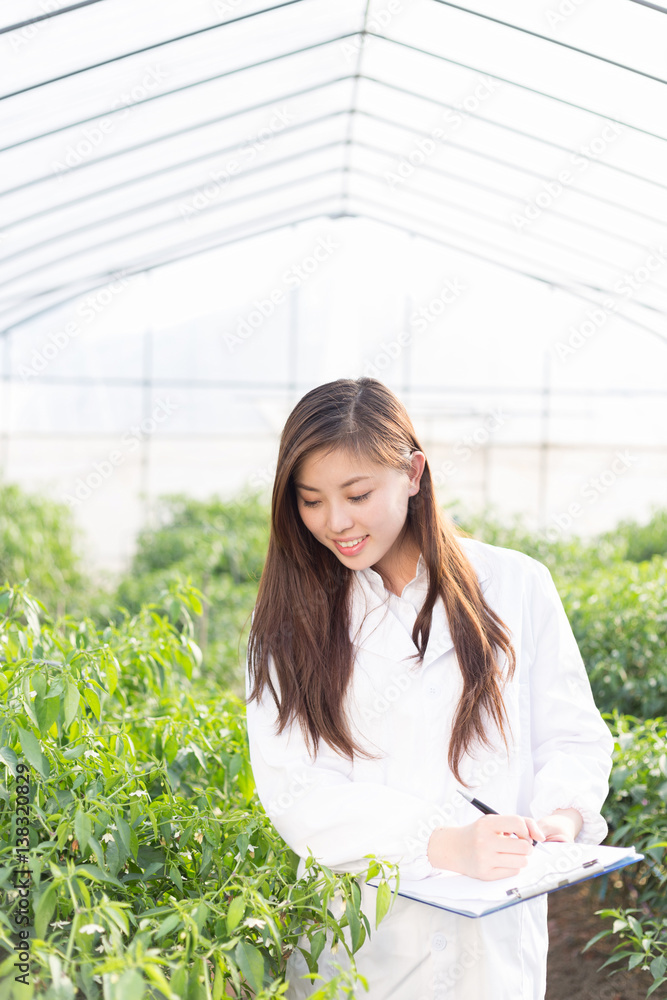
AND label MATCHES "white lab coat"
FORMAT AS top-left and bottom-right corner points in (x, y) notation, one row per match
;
(245, 537), (614, 1000)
